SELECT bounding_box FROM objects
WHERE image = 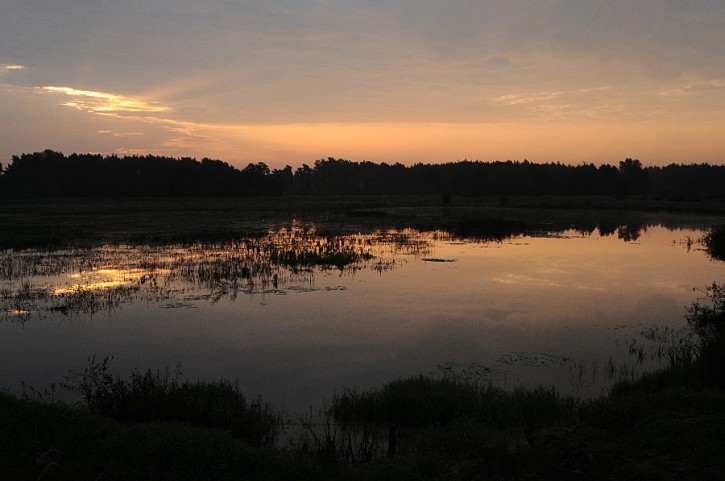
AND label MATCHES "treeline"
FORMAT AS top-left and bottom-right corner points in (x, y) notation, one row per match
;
(1, 150), (724, 199)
